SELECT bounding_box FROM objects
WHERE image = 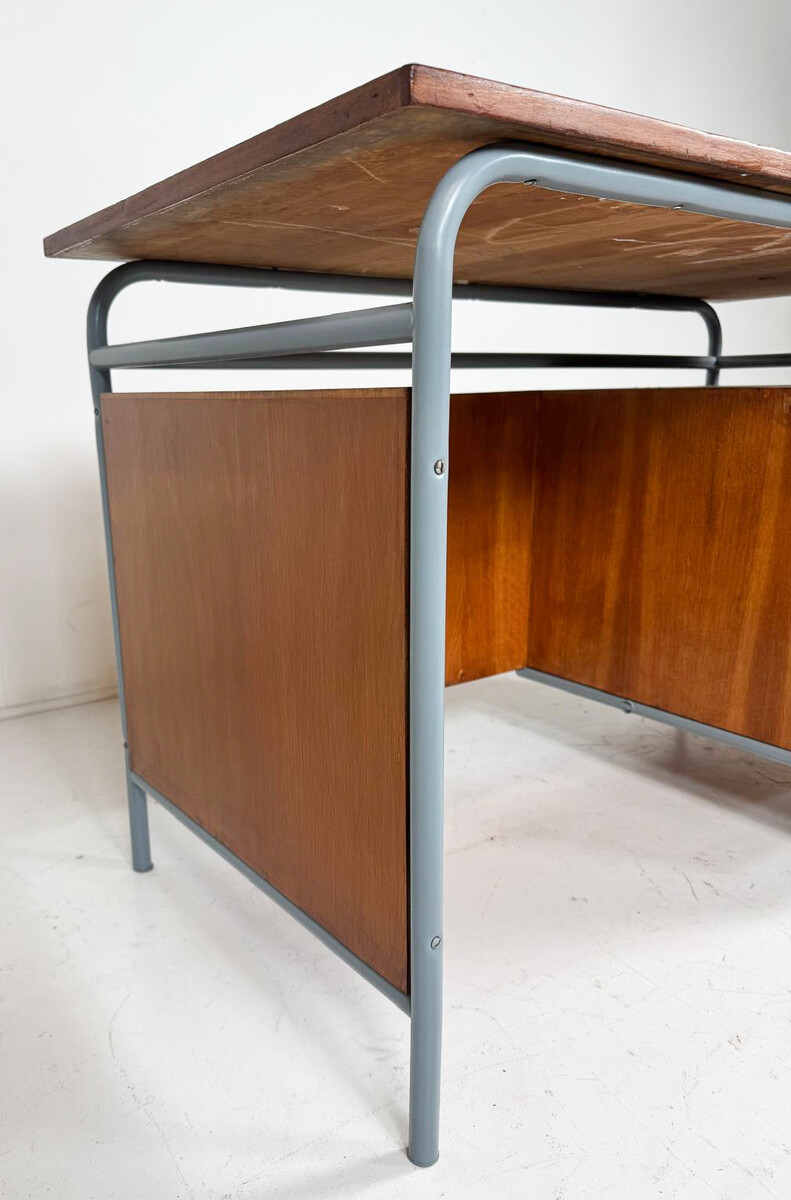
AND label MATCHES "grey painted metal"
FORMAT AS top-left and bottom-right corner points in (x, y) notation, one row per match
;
(127, 778), (153, 872)
(130, 348), (791, 373)
(137, 350), (719, 371)
(87, 286), (127, 734)
(90, 302), (414, 369)
(93, 260), (418, 296)
(87, 279), (153, 874)
(129, 772), (410, 1015)
(701, 304), (721, 386)
(128, 348), (791, 373)
(516, 667), (791, 768)
(718, 352), (791, 370)
(85, 260), (722, 383)
(494, 141), (791, 227)
(406, 140), (791, 1168)
(81, 255), (721, 312)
